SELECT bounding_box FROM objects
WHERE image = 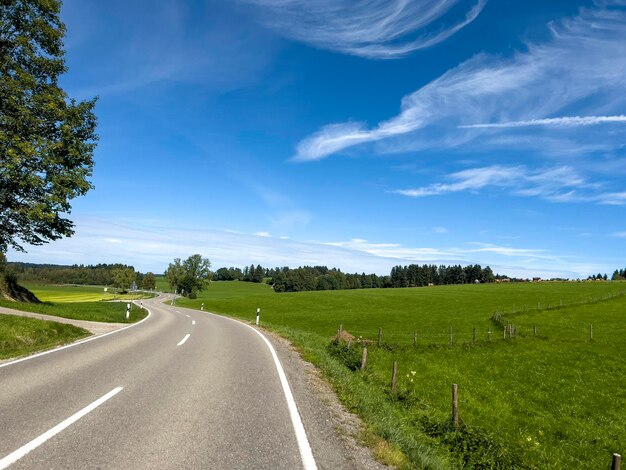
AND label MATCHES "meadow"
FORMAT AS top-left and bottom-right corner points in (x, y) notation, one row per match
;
(21, 283), (155, 303)
(0, 284), (149, 323)
(0, 283), (149, 360)
(176, 281), (626, 469)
